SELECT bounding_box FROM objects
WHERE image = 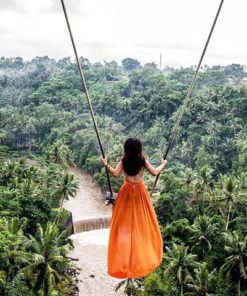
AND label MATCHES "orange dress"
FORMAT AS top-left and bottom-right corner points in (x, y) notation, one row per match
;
(107, 179), (163, 279)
